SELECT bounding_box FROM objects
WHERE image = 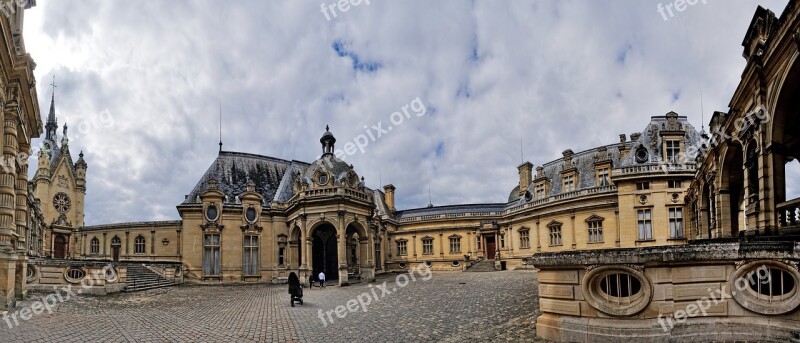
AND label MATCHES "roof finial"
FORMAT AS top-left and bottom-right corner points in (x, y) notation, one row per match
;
(700, 91), (706, 134)
(427, 186), (433, 208)
(50, 74), (57, 100)
(326, 124), (329, 132)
